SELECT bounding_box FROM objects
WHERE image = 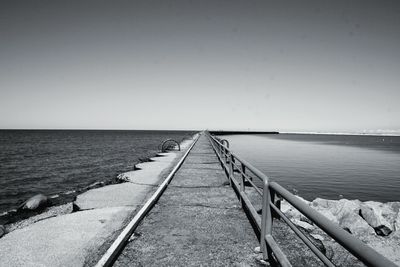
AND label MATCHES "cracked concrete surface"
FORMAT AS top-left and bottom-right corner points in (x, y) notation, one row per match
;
(115, 134), (260, 266)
